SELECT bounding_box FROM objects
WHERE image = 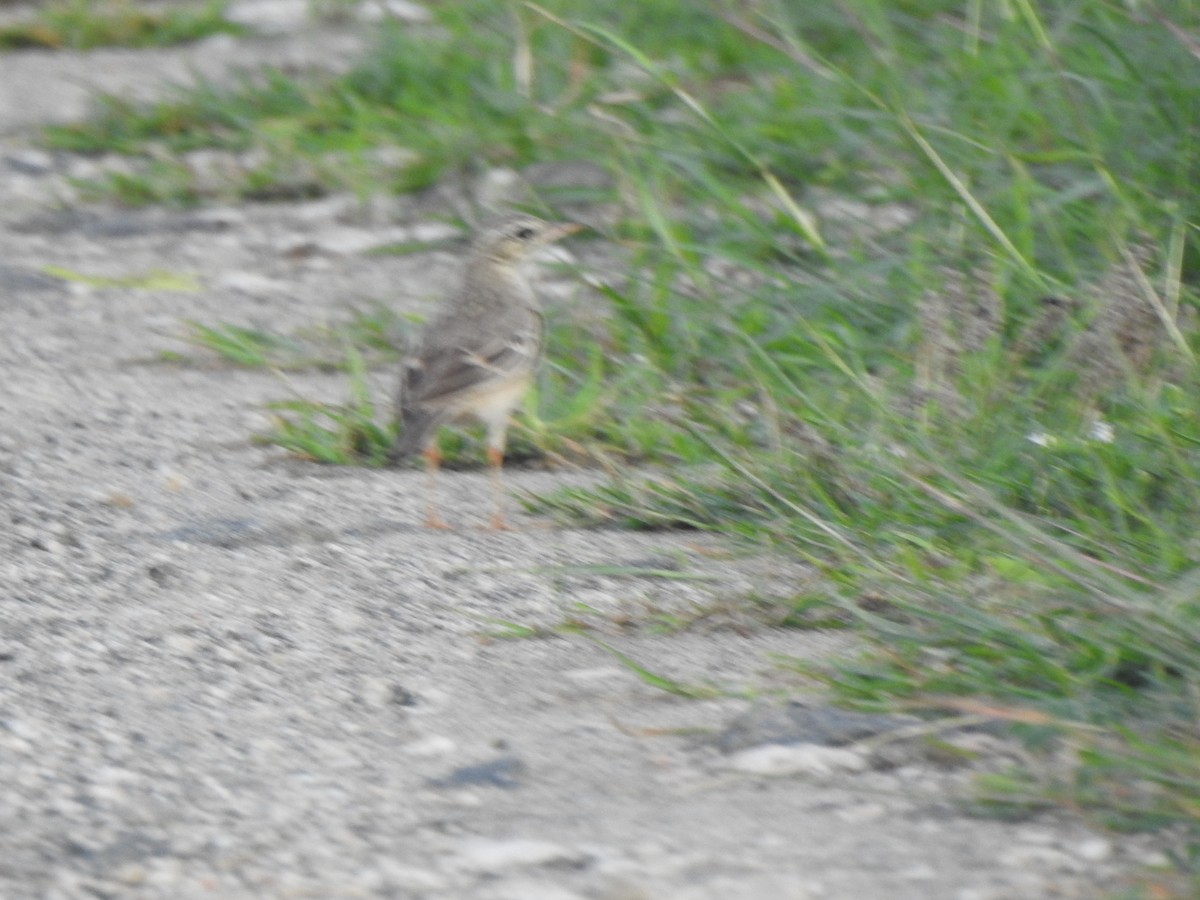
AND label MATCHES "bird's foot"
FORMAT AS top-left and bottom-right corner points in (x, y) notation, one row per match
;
(486, 511), (514, 531)
(425, 510), (453, 530)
